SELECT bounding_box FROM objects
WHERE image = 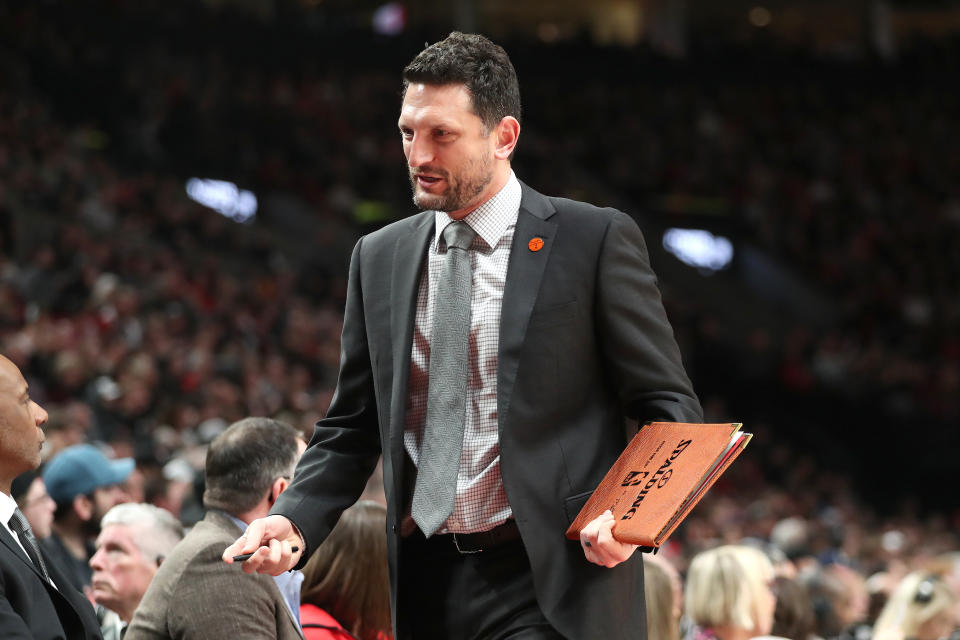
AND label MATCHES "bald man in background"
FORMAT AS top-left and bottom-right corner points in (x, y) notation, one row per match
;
(0, 354), (102, 639)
